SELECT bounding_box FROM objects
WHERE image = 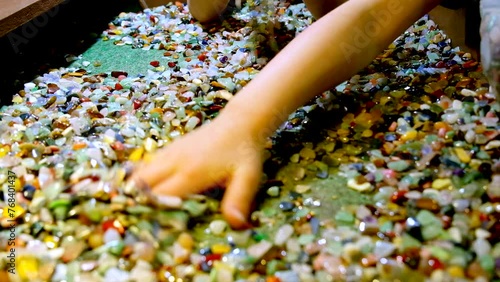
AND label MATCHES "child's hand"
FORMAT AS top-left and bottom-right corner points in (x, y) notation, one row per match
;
(130, 116), (264, 229)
